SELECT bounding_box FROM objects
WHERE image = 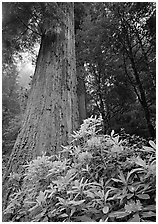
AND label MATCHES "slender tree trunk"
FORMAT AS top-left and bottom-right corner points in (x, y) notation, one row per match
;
(128, 51), (155, 138)
(122, 23), (155, 138)
(3, 2), (79, 209)
(77, 67), (87, 124)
